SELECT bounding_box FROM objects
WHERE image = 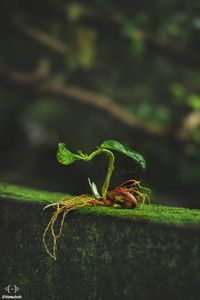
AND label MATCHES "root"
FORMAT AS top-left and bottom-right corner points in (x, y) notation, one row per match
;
(115, 179), (151, 206)
(43, 194), (103, 260)
(43, 180), (151, 259)
(126, 181), (151, 207)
